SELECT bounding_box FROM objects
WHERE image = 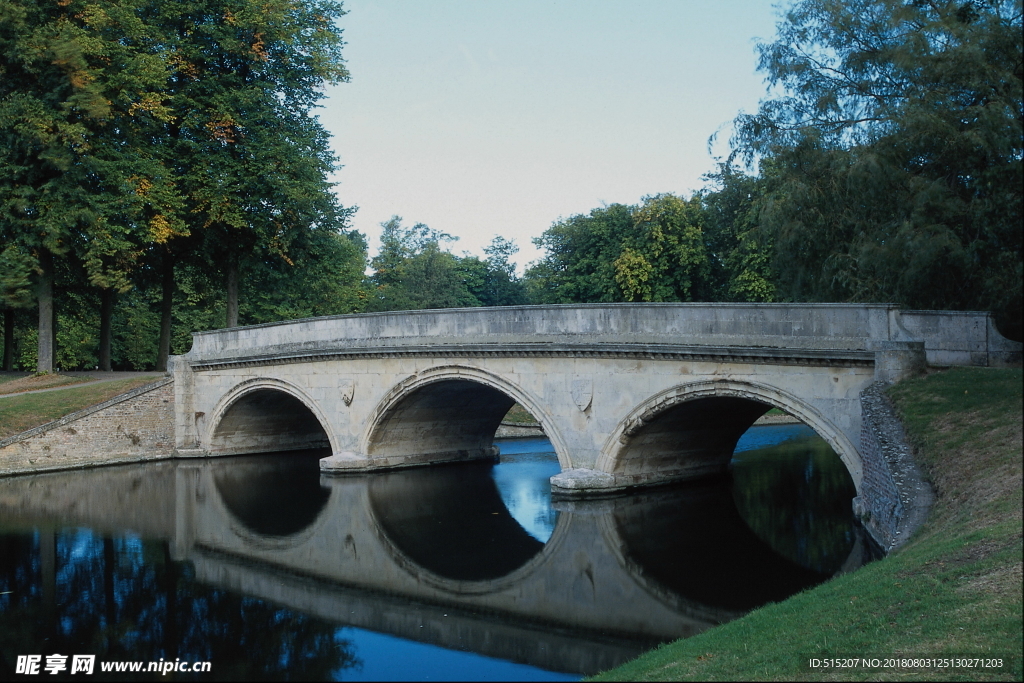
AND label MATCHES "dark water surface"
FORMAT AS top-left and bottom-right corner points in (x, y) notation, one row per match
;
(0, 427), (875, 681)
